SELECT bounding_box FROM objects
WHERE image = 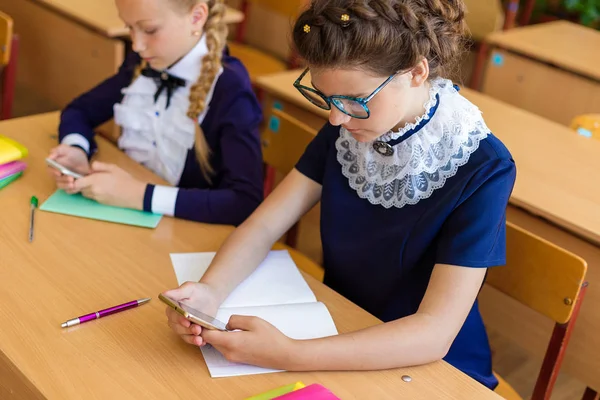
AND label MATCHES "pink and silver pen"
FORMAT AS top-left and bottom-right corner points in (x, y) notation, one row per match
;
(61, 298), (151, 328)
